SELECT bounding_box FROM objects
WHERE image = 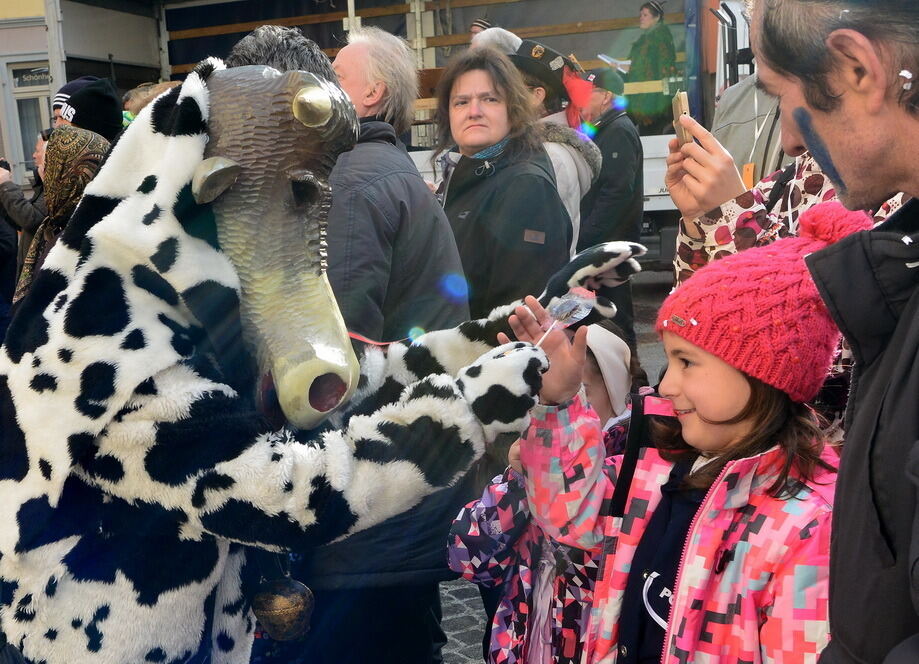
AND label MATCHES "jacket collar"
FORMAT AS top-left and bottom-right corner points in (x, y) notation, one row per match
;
(806, 197), (919, 367)
(642, 440), (834, 513)
(715, 448), (779, 510)
(706, 444), (836, 510)
(593, 107), (628, 131)
(357, 117), (397, 146)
